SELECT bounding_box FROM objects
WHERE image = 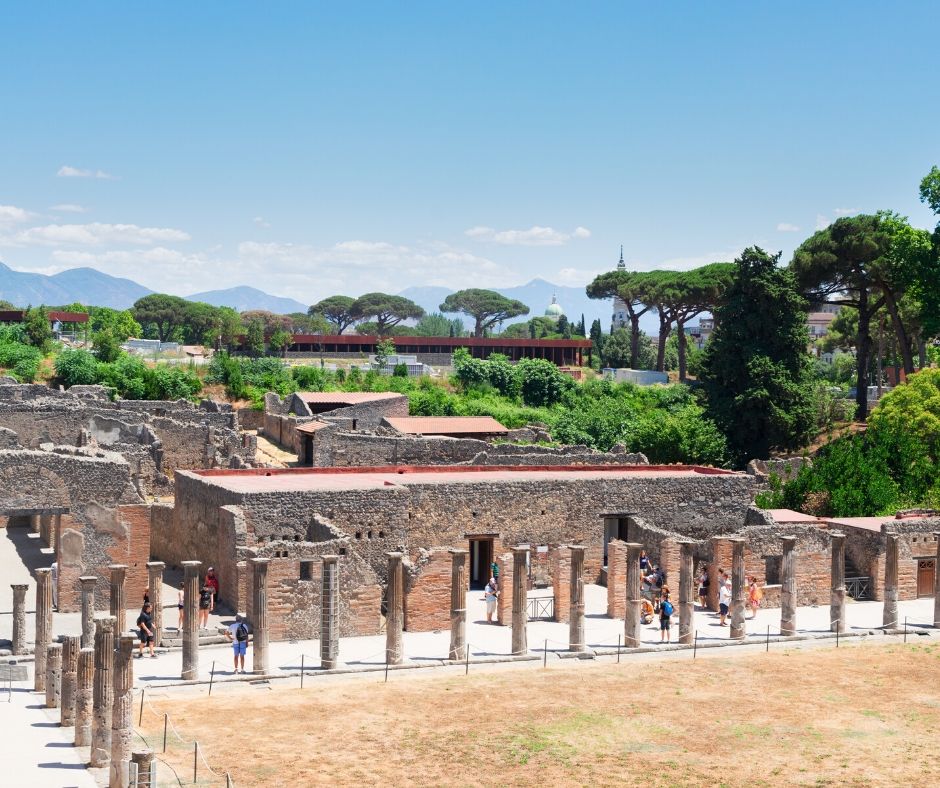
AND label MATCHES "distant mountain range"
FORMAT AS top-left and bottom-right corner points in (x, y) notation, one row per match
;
(0, 261), (664, 334)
